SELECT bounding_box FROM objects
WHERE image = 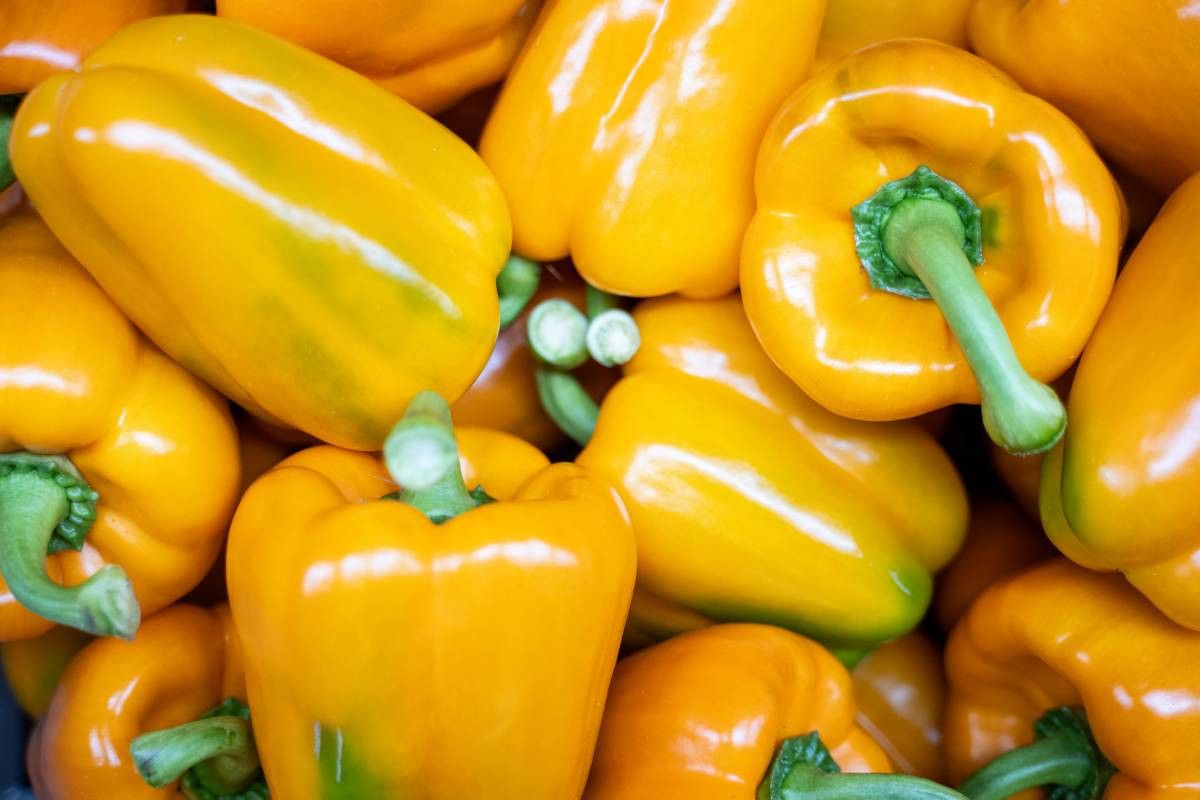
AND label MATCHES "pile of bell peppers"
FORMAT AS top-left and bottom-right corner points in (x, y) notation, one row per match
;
(0, 1), (1197, 798)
